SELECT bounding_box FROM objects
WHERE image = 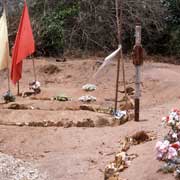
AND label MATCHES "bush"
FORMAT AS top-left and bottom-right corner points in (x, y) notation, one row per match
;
(161, 0), (180, 56)
(7, 0), (180, 57)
